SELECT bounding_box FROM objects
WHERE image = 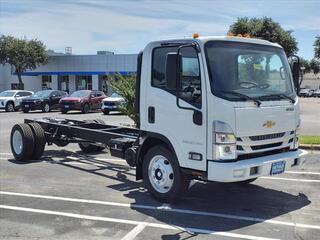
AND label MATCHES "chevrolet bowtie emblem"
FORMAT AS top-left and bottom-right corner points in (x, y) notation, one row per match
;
(263, 121), (275, 128)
